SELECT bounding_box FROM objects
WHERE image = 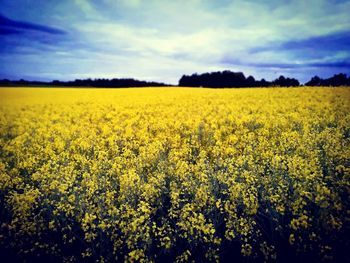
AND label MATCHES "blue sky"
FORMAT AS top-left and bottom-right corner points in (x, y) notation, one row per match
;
(0, 0), (349, 84)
